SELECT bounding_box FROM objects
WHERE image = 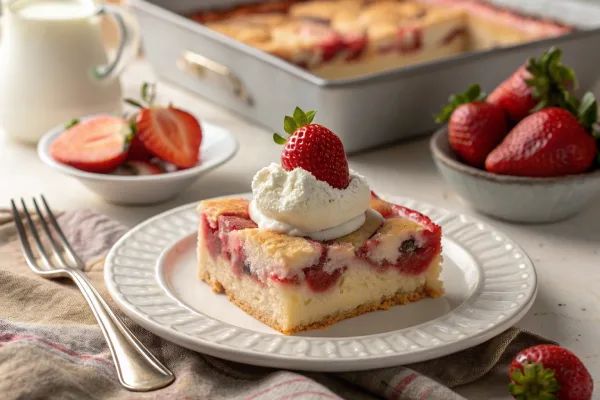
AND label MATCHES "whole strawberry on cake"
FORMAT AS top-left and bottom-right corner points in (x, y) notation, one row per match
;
(196, 108), (444, 334)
